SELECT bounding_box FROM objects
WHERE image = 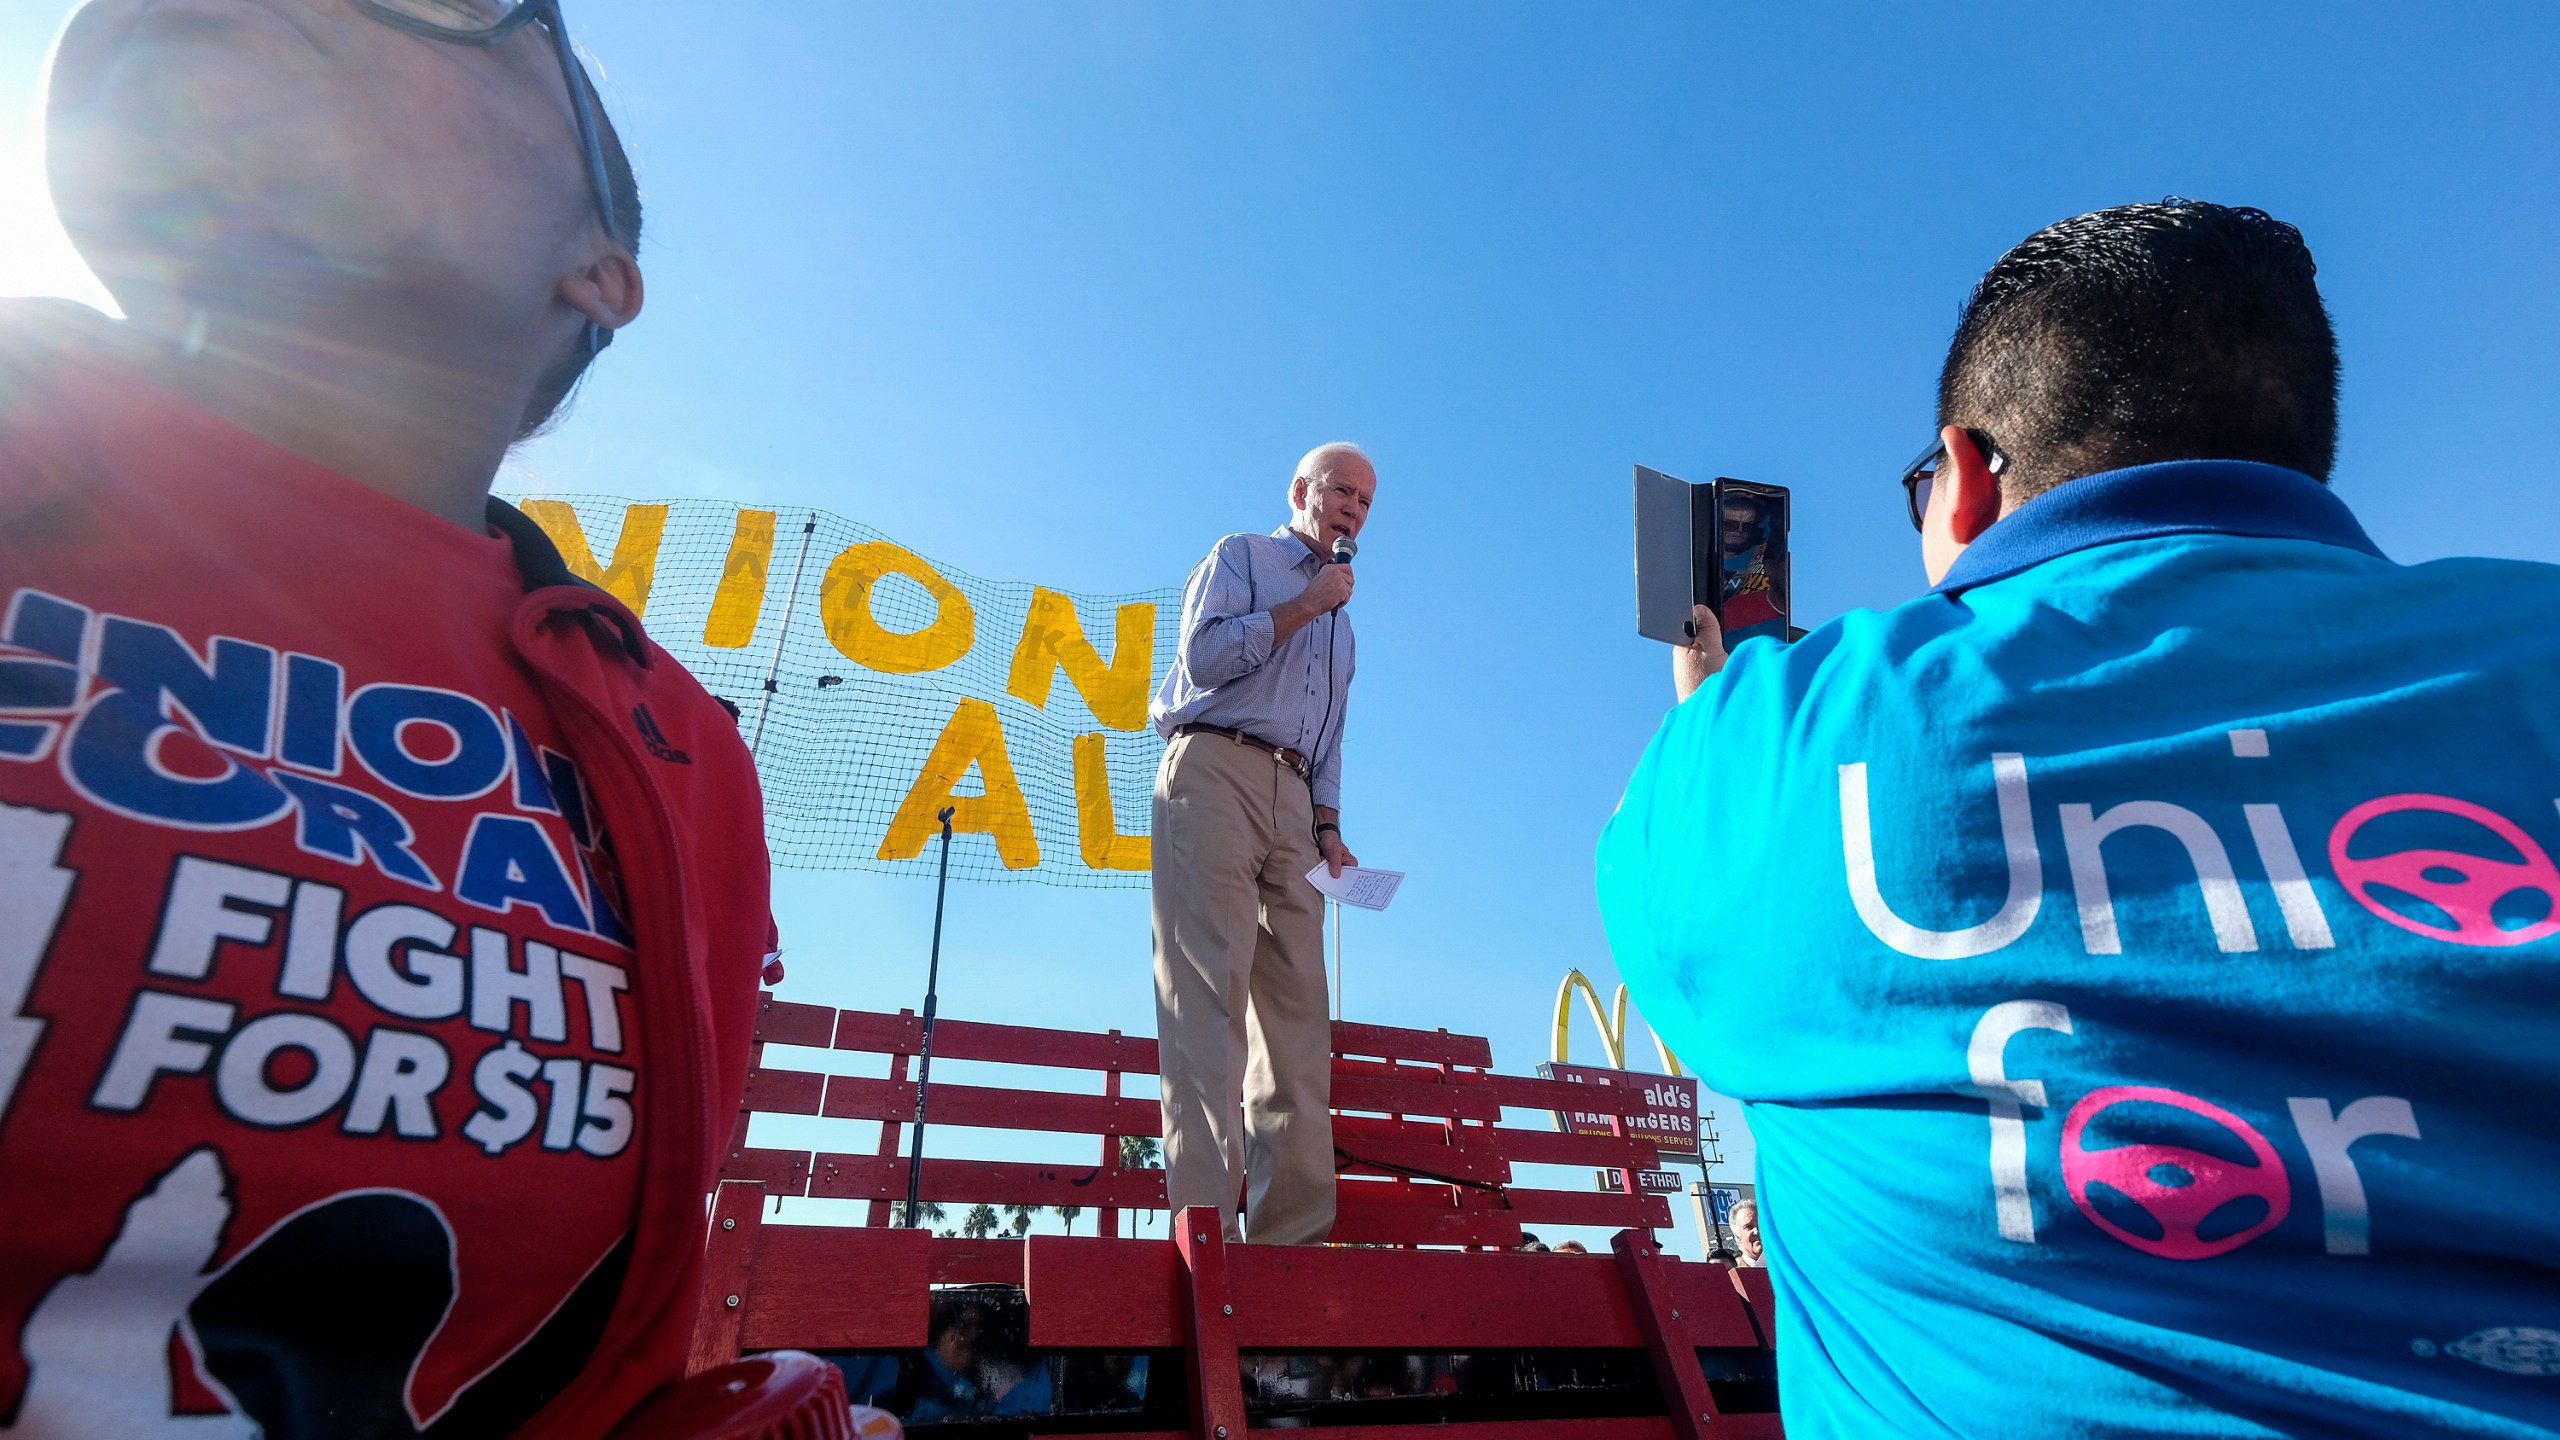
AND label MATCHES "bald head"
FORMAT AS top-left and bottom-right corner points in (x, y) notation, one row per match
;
(1286, 441), (1377, 555)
